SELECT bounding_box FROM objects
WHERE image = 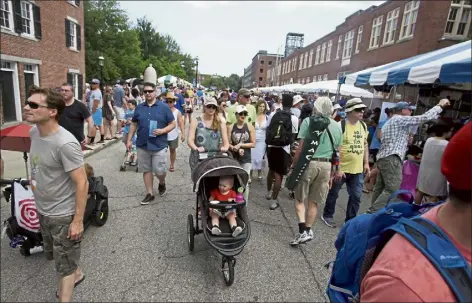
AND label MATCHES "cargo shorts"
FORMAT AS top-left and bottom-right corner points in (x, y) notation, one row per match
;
(39, 214), (81, 277)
